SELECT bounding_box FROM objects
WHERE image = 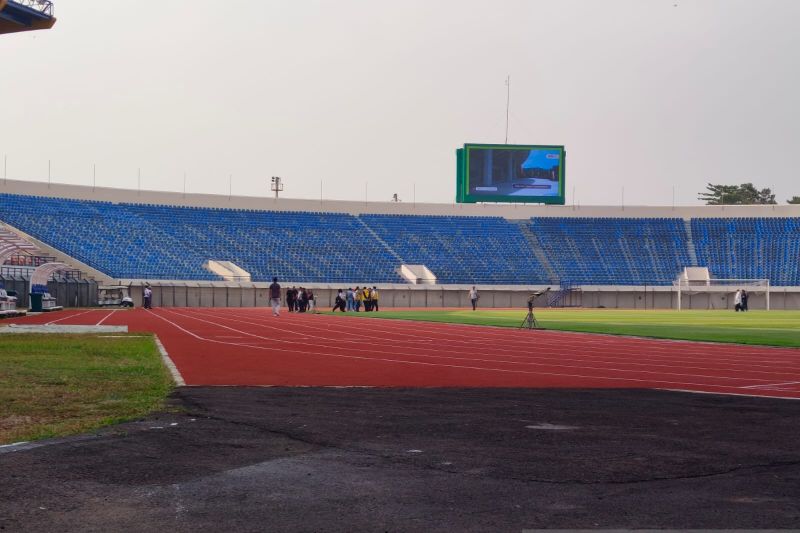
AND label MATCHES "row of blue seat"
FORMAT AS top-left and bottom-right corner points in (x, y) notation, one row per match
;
(2, 193), (799, 285)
